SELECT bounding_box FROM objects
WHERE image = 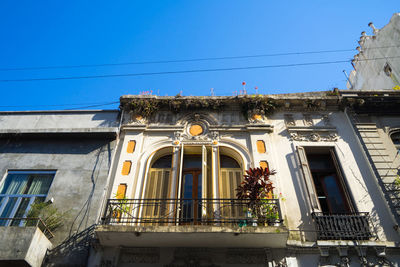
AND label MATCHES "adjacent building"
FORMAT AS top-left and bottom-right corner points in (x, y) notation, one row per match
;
(347, 13), (400, 90)
(0, 110), (119, 266)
